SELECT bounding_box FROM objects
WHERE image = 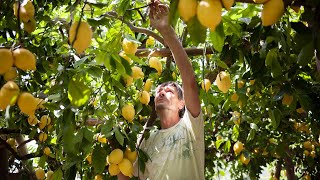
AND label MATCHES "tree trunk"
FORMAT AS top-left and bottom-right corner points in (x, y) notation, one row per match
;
(0, 147), (9, 180)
